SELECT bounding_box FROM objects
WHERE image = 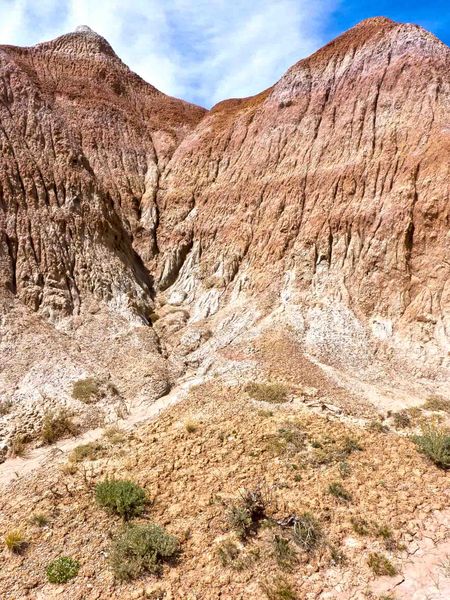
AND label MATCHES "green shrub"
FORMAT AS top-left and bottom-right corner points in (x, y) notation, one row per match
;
(46, 557), (80, 583)
(109, 523), (179, 581)
(227, 488), (266, 539)
(41, 410), (78, 445)
(95, 479), (147, 520)
(4, 530), (27, 553)
(367, 552), (397, 576)
(245, 382), (288, 403)
(72, 378), (100, 404)
(292, 513), (322, 552)
(412, 423), (450, 469)
(328, 481), (352, 502)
